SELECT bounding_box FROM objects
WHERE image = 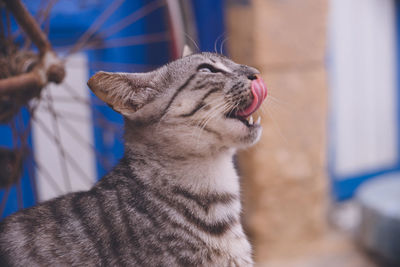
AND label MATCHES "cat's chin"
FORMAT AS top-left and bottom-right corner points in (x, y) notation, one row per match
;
(224, 118), (263, 148)
(239, 124), (263, 147)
